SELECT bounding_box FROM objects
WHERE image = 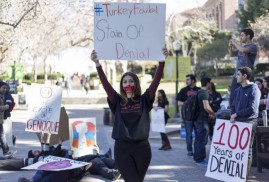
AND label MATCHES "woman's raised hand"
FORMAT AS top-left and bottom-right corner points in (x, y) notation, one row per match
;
(162, 46), (168, 59)
(91, 50), (100, 66)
